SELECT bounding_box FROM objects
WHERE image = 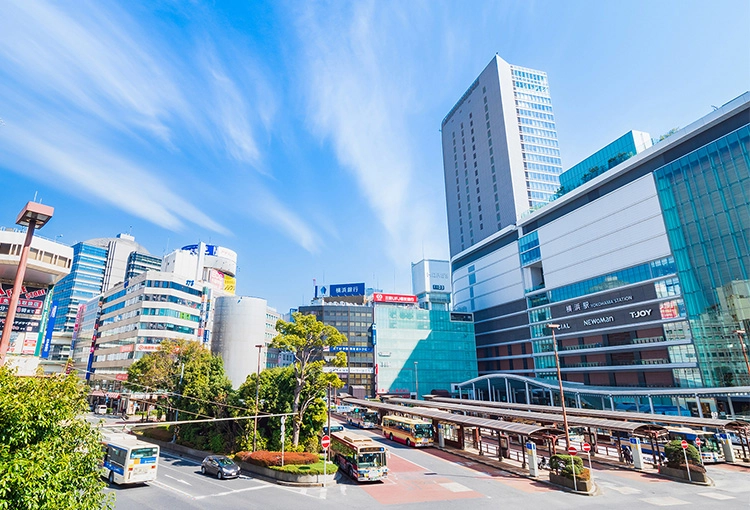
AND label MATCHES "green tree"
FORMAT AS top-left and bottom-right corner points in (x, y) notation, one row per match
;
(270, 312), (346, 447)
(126, 339), (235, 451)
(0, 366), (112, 510)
